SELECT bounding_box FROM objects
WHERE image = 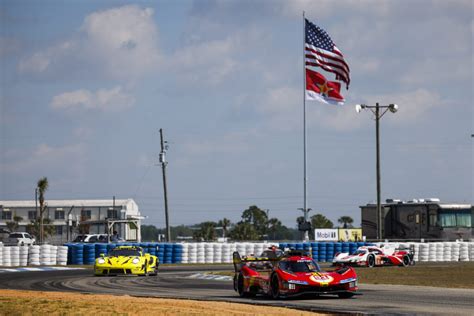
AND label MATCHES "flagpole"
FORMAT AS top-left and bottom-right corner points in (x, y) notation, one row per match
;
(302, 11), (309, 241)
